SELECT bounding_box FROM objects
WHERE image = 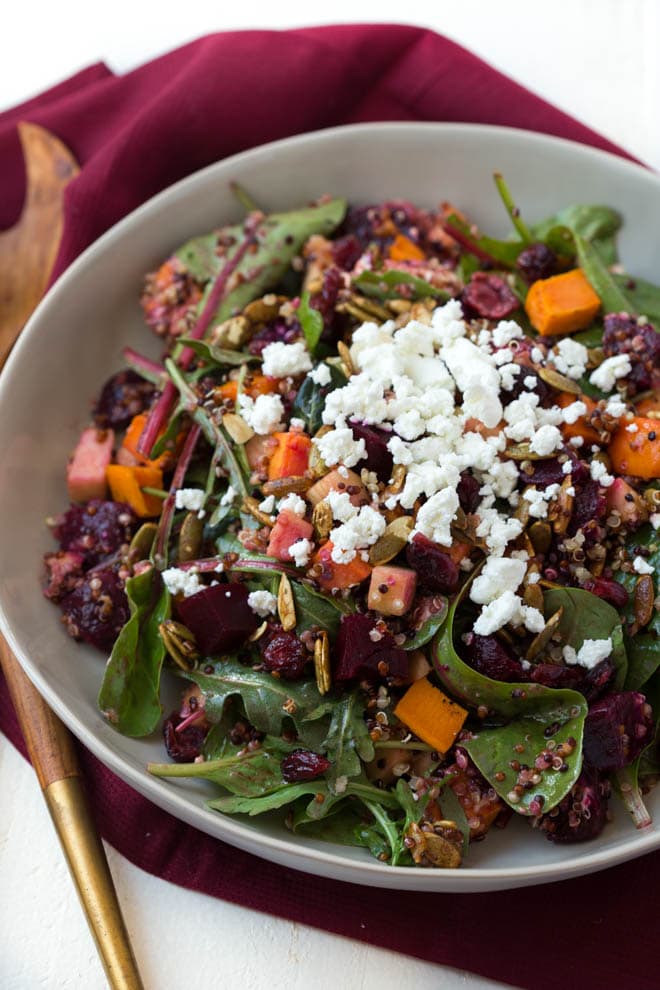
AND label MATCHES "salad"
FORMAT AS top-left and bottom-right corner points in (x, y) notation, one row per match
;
(43, 178), (660, 869)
